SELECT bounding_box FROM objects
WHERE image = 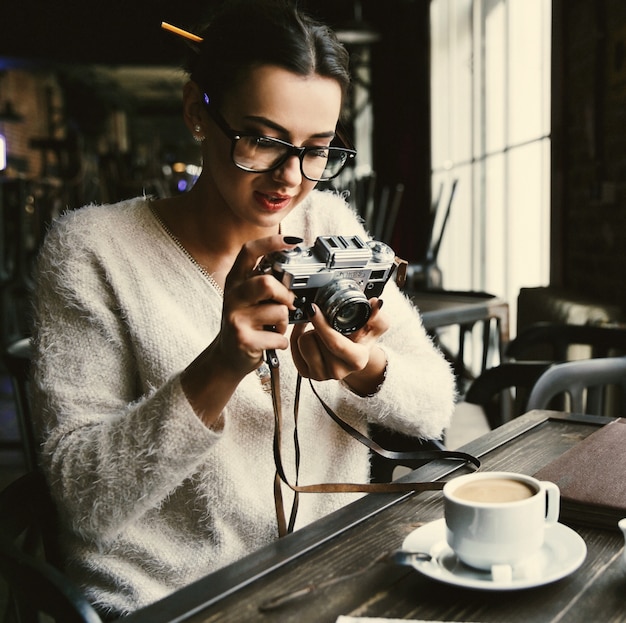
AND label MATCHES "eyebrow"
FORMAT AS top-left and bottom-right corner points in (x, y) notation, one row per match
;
(243, 115), (336, 140)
